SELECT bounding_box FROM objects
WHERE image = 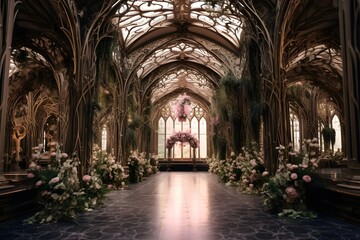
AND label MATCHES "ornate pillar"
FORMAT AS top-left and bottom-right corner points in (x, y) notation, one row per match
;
(339, 1), (360, 168)
(0, 0), (18, 184)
